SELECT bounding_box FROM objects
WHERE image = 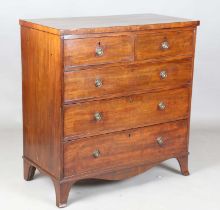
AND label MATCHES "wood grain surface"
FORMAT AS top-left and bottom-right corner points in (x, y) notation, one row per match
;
(21, 27), (63, 179)
(64, 58), (193, 102)
(19, 13), (199, 35)
(135, 29), (195, 60)
(64, 87), (190, 140)
(64, 35), (133, 66)
(64, 120), (188, 177)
